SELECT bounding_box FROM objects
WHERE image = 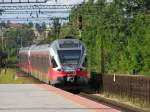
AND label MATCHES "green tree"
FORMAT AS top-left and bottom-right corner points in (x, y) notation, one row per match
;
(59, 0), (150, 75)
